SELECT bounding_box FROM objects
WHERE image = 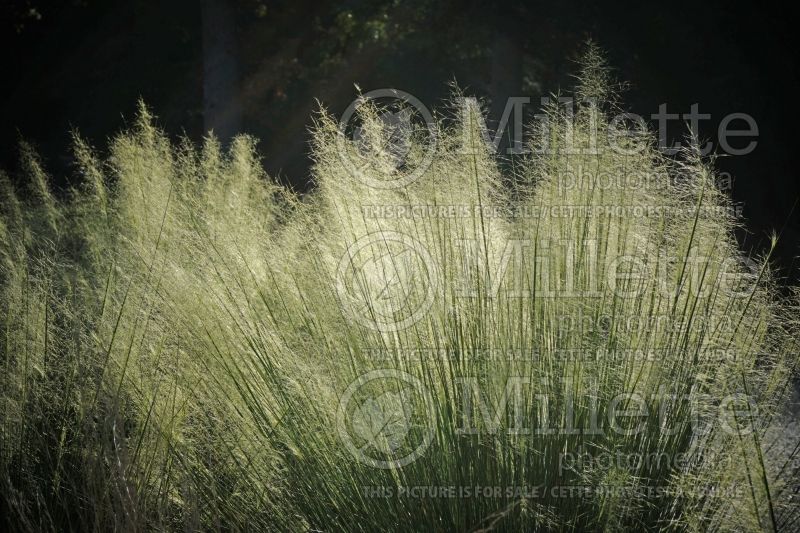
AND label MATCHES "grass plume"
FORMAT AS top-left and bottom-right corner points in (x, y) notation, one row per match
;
(1, 48), (799, 531)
